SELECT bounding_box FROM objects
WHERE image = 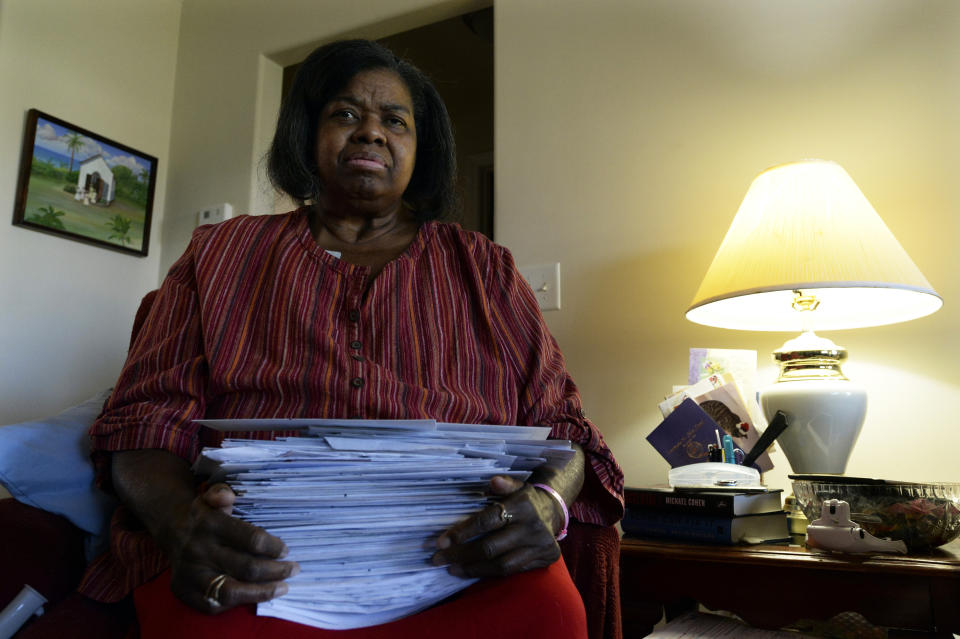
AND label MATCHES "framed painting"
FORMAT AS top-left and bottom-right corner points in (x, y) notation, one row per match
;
(12, 109), (158, 257)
